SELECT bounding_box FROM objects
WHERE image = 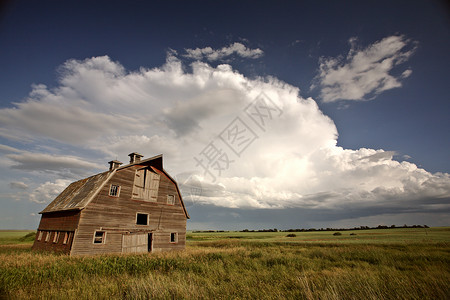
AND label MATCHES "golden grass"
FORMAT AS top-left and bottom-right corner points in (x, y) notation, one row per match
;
(1, 228), (449, 299)
(1, 241), (449, 299)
